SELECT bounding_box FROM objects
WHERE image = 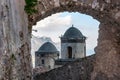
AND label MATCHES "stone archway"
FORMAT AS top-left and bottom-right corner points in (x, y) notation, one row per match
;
(29, 0), (120, 80)
(29, 0), (120, 26)
(0, 0), (120, 80)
